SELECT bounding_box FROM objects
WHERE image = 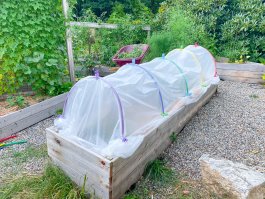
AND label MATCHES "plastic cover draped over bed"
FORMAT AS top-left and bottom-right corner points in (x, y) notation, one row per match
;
(54, 45), (219, 158)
